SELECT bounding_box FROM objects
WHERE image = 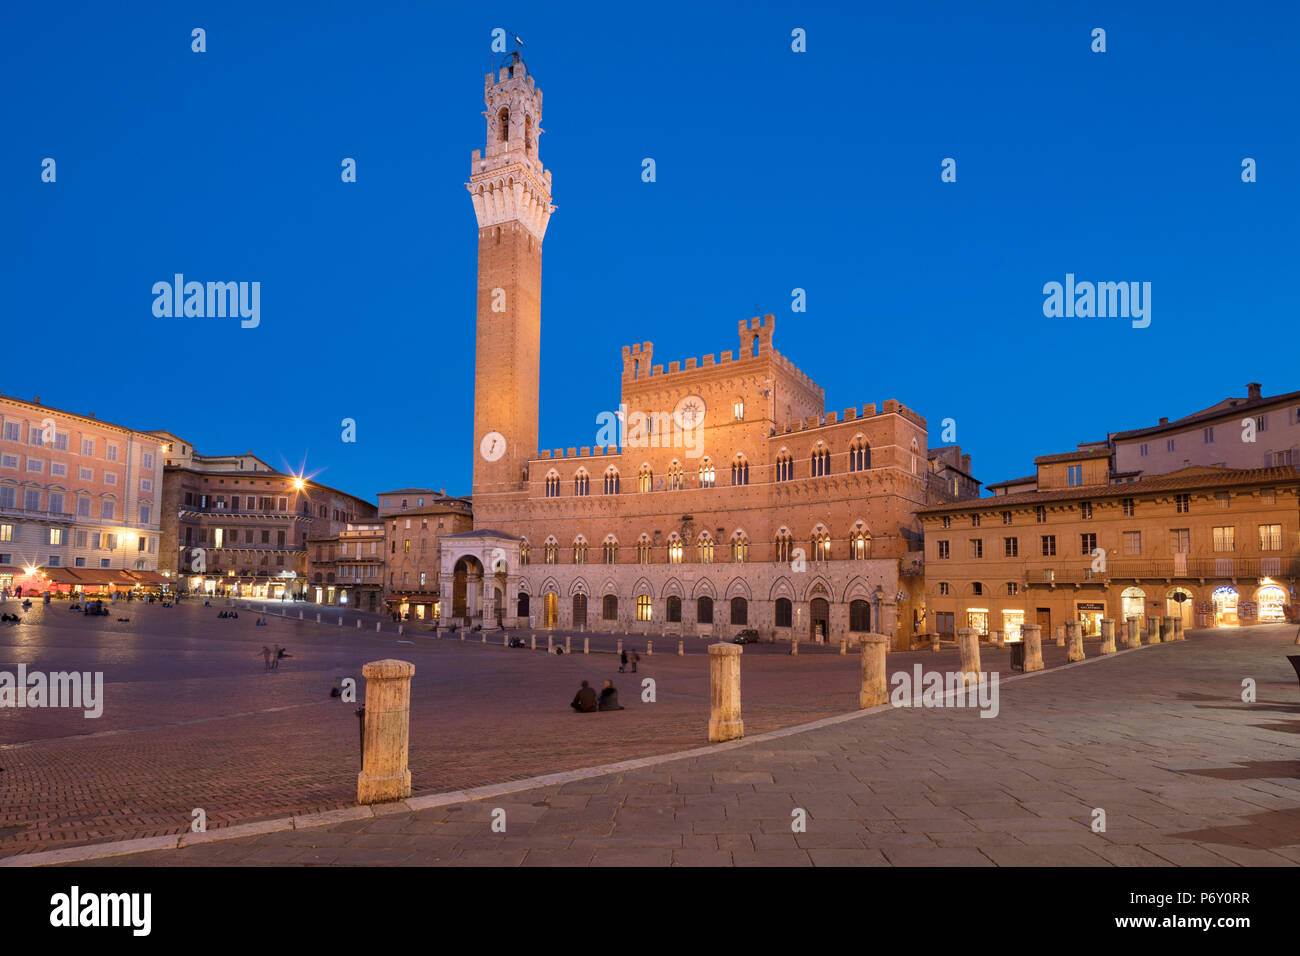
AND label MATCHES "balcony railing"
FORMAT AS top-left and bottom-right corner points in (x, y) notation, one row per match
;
(0, 505), (75, 523)
(1029, 556), (1299, 584)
